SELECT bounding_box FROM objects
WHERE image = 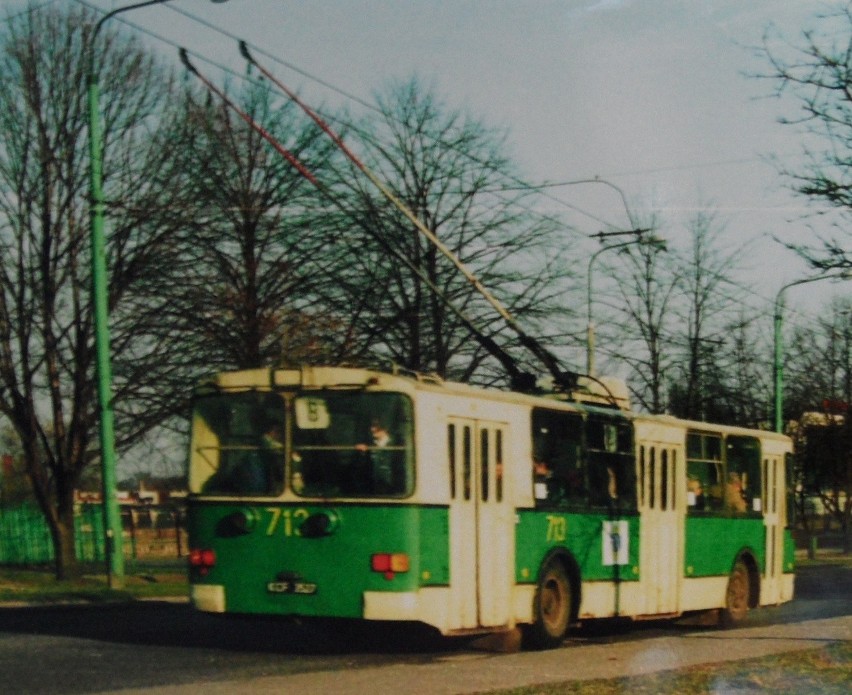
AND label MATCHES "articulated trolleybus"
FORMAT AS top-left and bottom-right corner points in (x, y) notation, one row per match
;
(187, 365), (794, 648)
